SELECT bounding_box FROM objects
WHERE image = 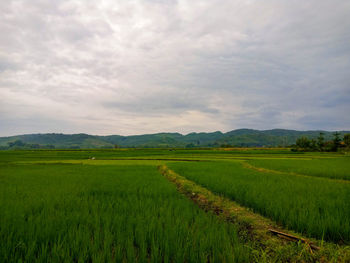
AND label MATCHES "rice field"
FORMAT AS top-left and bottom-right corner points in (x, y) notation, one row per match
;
(1, 149), (349, 262)
(167, 160), (350, 243)
(247, 157), (350, 180)
(0, 162), (249, 262)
